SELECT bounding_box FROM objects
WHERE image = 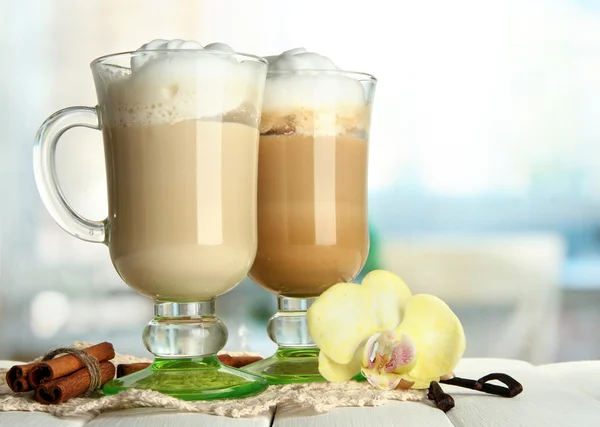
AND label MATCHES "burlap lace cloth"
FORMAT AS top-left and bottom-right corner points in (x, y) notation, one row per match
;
(0, 342), (425, 418)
